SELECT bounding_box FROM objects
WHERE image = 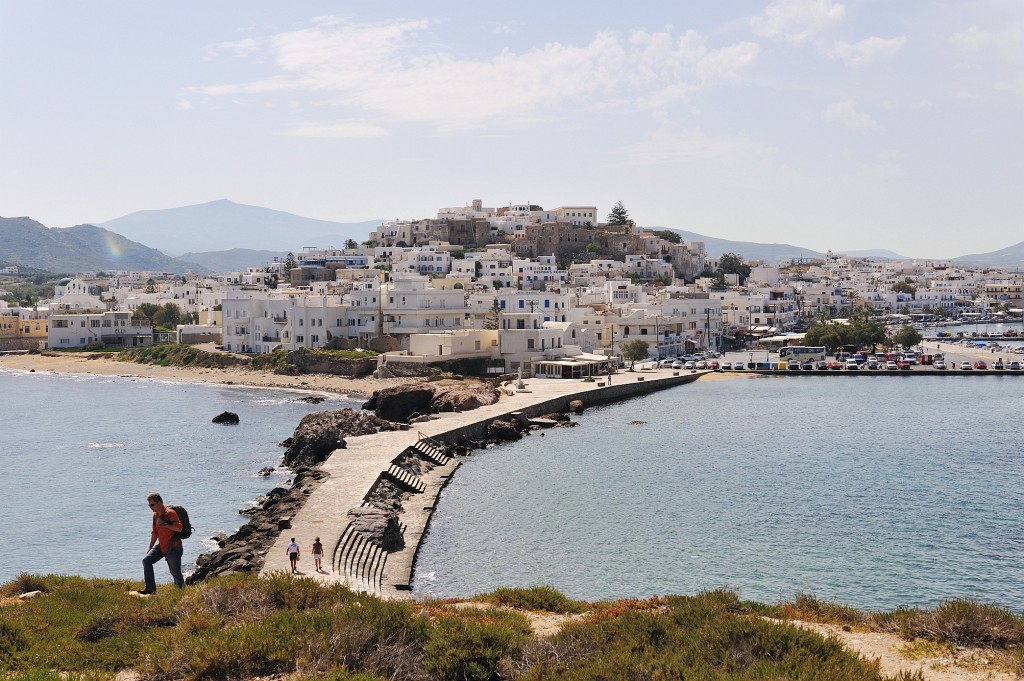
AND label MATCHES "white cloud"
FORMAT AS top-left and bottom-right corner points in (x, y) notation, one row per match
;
(824, 100), (876, 130)
(952, 22), (1024, 59)
(829, 36), (907, 66)
(203, 38), (260, 60)
(187, 19), (759, 136)
(751, 0), (846, 45)
(617, 128), (770, 167)
(284, 121), (390, 139)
